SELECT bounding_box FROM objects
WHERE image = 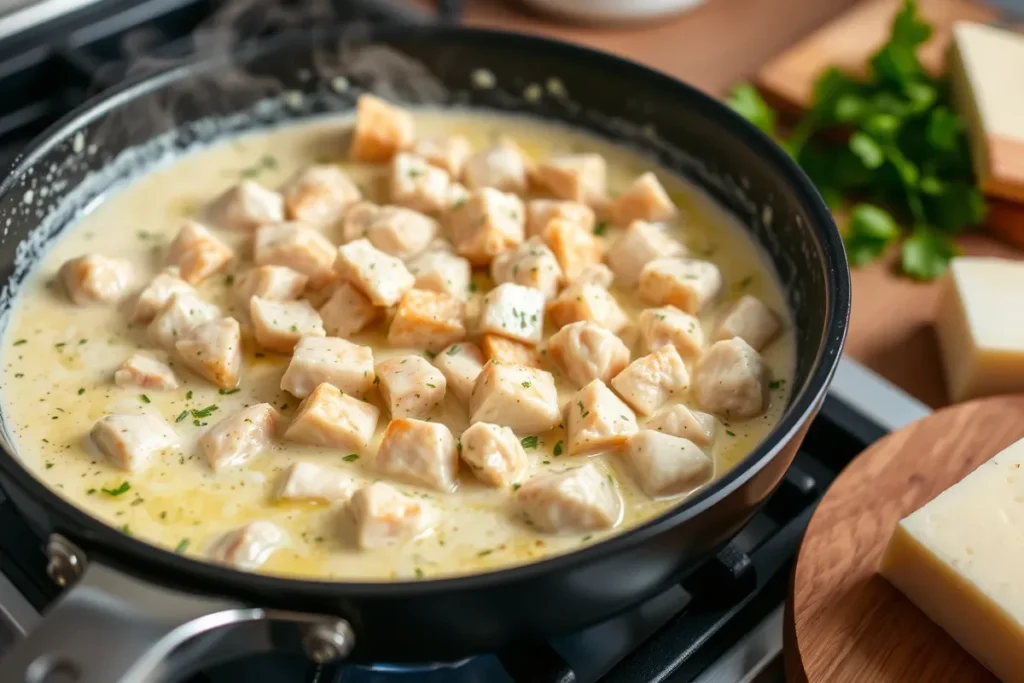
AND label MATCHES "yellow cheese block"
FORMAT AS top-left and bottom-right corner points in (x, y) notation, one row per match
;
(879, 437), (1024, 683)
